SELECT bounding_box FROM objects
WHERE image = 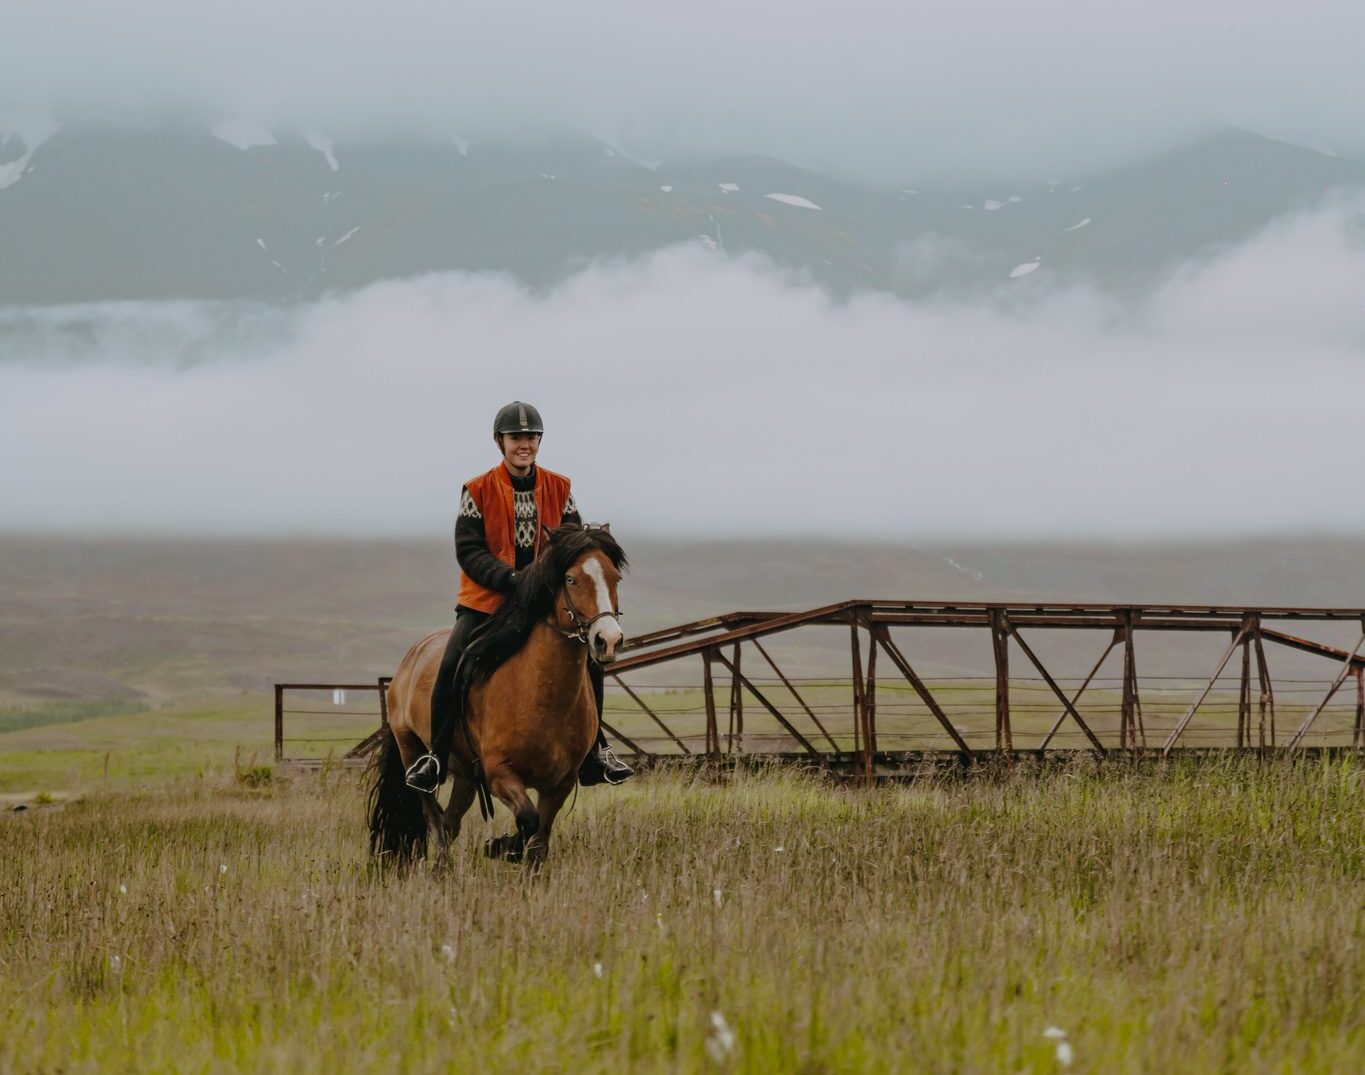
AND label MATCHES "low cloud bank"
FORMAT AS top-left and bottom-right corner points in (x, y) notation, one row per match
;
(3, 198), (1364, 539)
(3, 3), (1365, 181)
